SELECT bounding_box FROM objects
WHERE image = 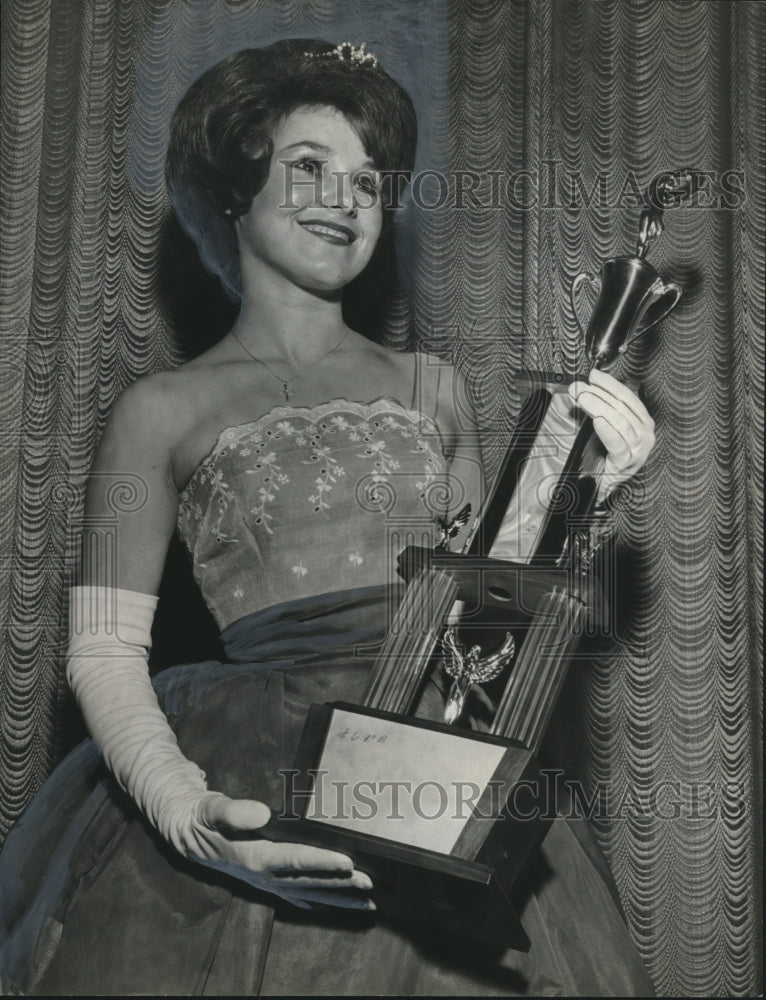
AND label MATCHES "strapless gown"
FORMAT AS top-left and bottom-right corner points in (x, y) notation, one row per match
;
(0, 392), (654, 996)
